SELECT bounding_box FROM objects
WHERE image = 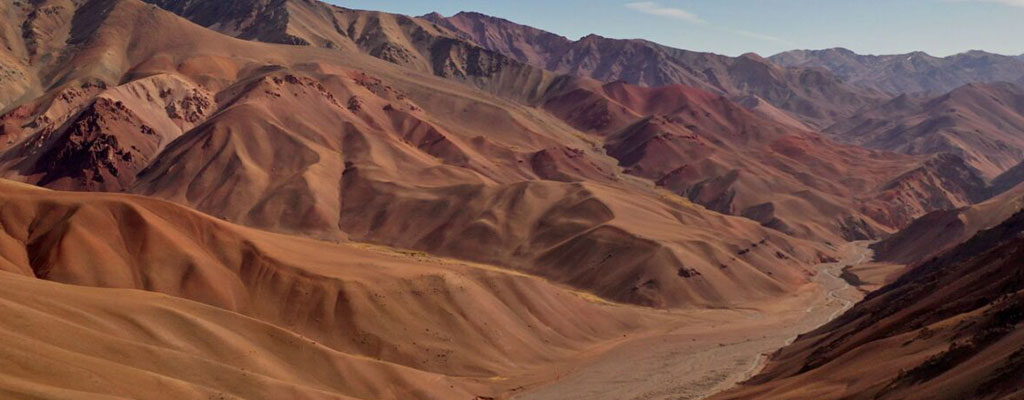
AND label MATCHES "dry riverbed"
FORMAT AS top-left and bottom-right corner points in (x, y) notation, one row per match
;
(508, 242), (873, 400)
